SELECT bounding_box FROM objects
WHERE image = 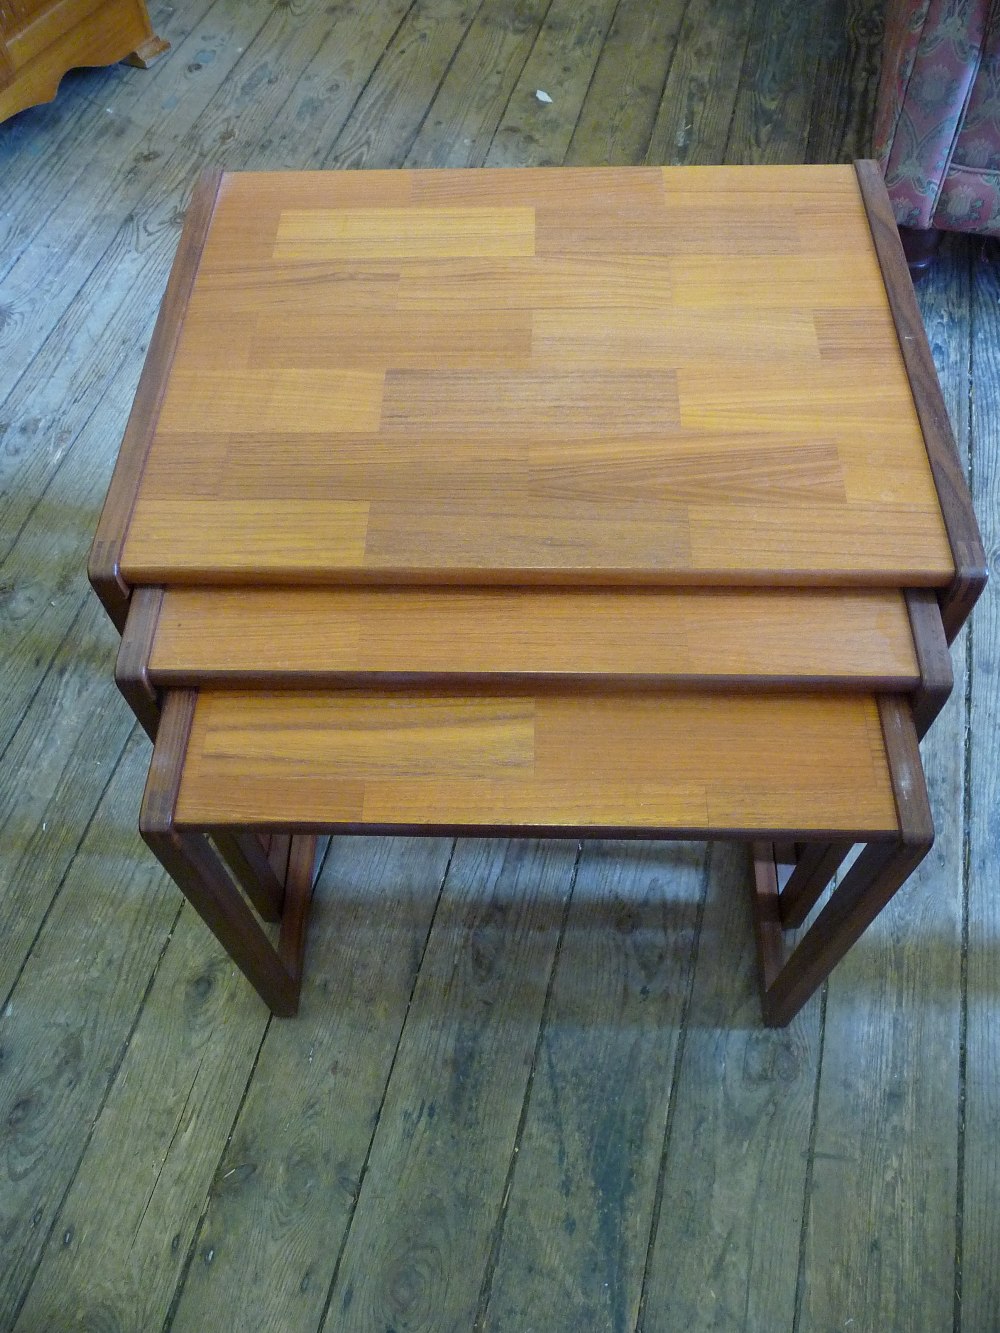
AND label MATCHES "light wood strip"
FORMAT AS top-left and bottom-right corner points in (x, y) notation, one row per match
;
(156, 368), (385, 435)
(273, 206), (536, 260)
(148, 586), (921, 687)
(122, 499), (370, 579)
(174, 689), (900, 835)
